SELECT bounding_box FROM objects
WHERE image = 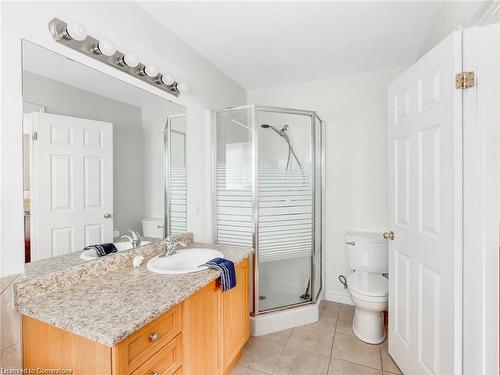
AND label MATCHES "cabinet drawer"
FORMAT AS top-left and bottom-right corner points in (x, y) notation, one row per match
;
(121, 304), (182, 373)
(130, 334), (182, 375)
